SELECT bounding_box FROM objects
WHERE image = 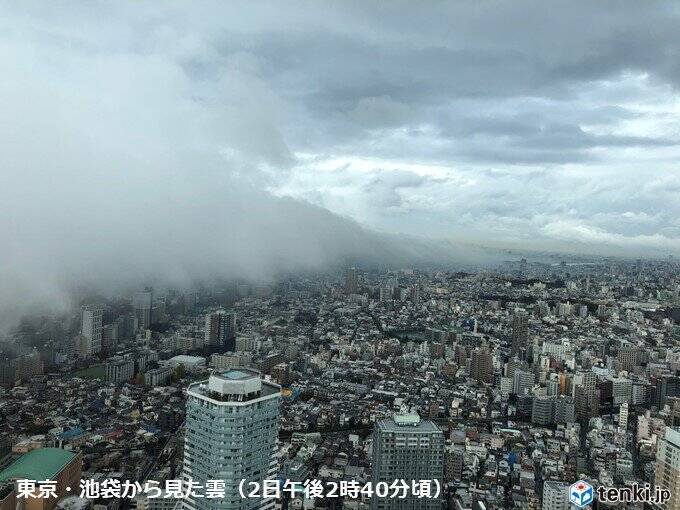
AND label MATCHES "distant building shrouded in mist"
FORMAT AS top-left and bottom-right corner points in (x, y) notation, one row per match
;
(133, 289), (153, 331)
(410, 284), (421, 307)
(345, 266), (358, 294)
(80, 304), (103, 356)
(204, 309), (237, 351)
